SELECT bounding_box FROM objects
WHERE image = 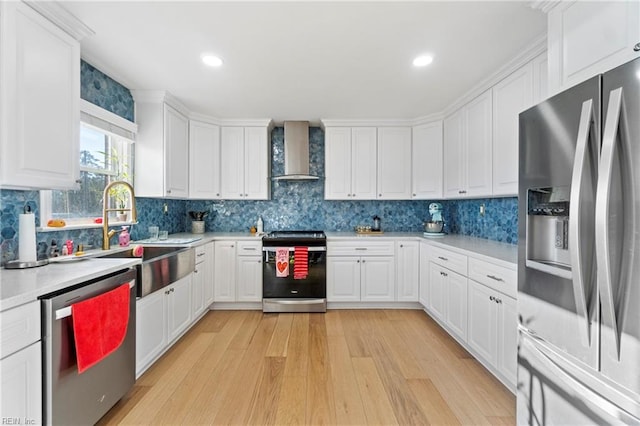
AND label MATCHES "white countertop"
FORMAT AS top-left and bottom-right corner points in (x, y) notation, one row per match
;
(1, 257), (141, 311)
(326, 231), (517, 268)
(0, 231), (517, 311)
